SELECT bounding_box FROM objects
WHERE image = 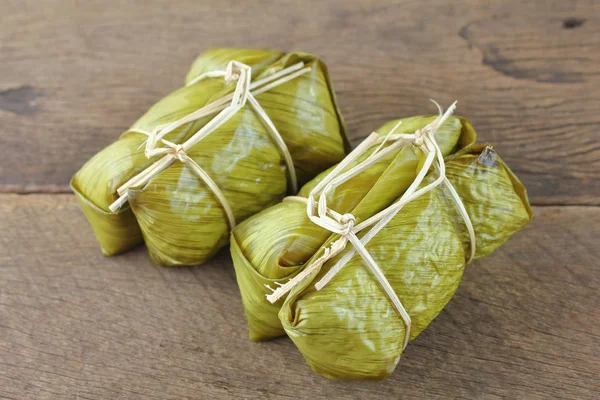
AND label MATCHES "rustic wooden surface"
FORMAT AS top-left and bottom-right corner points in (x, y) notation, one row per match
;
(1, 0), (599, 399)
(1, 196), (599, 399)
